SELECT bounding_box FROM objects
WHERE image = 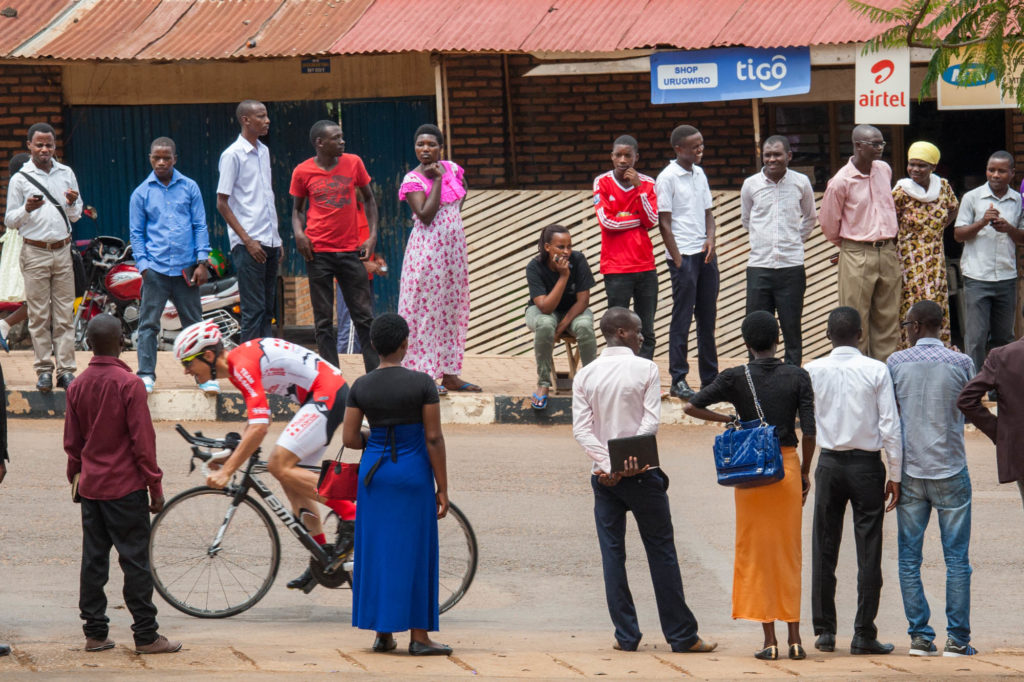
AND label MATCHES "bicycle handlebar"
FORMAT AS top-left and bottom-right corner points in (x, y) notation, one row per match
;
(174, 424), (241, 451)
